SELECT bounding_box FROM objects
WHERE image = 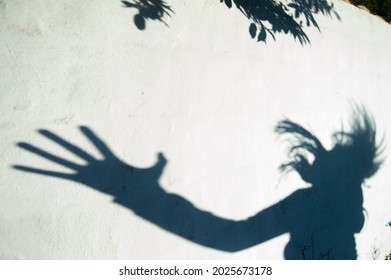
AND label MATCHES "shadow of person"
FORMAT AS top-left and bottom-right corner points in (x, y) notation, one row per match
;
(13, 105), (384, 259)
(121, 0), (174, 30)
(274, 106), (384, 259)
